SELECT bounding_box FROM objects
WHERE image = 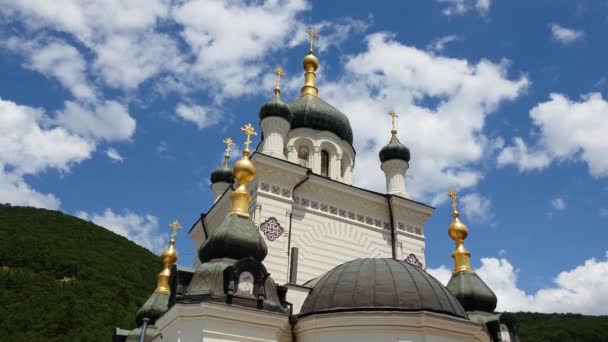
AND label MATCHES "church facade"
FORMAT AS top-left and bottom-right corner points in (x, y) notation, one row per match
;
(115, 30), (520, 342)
